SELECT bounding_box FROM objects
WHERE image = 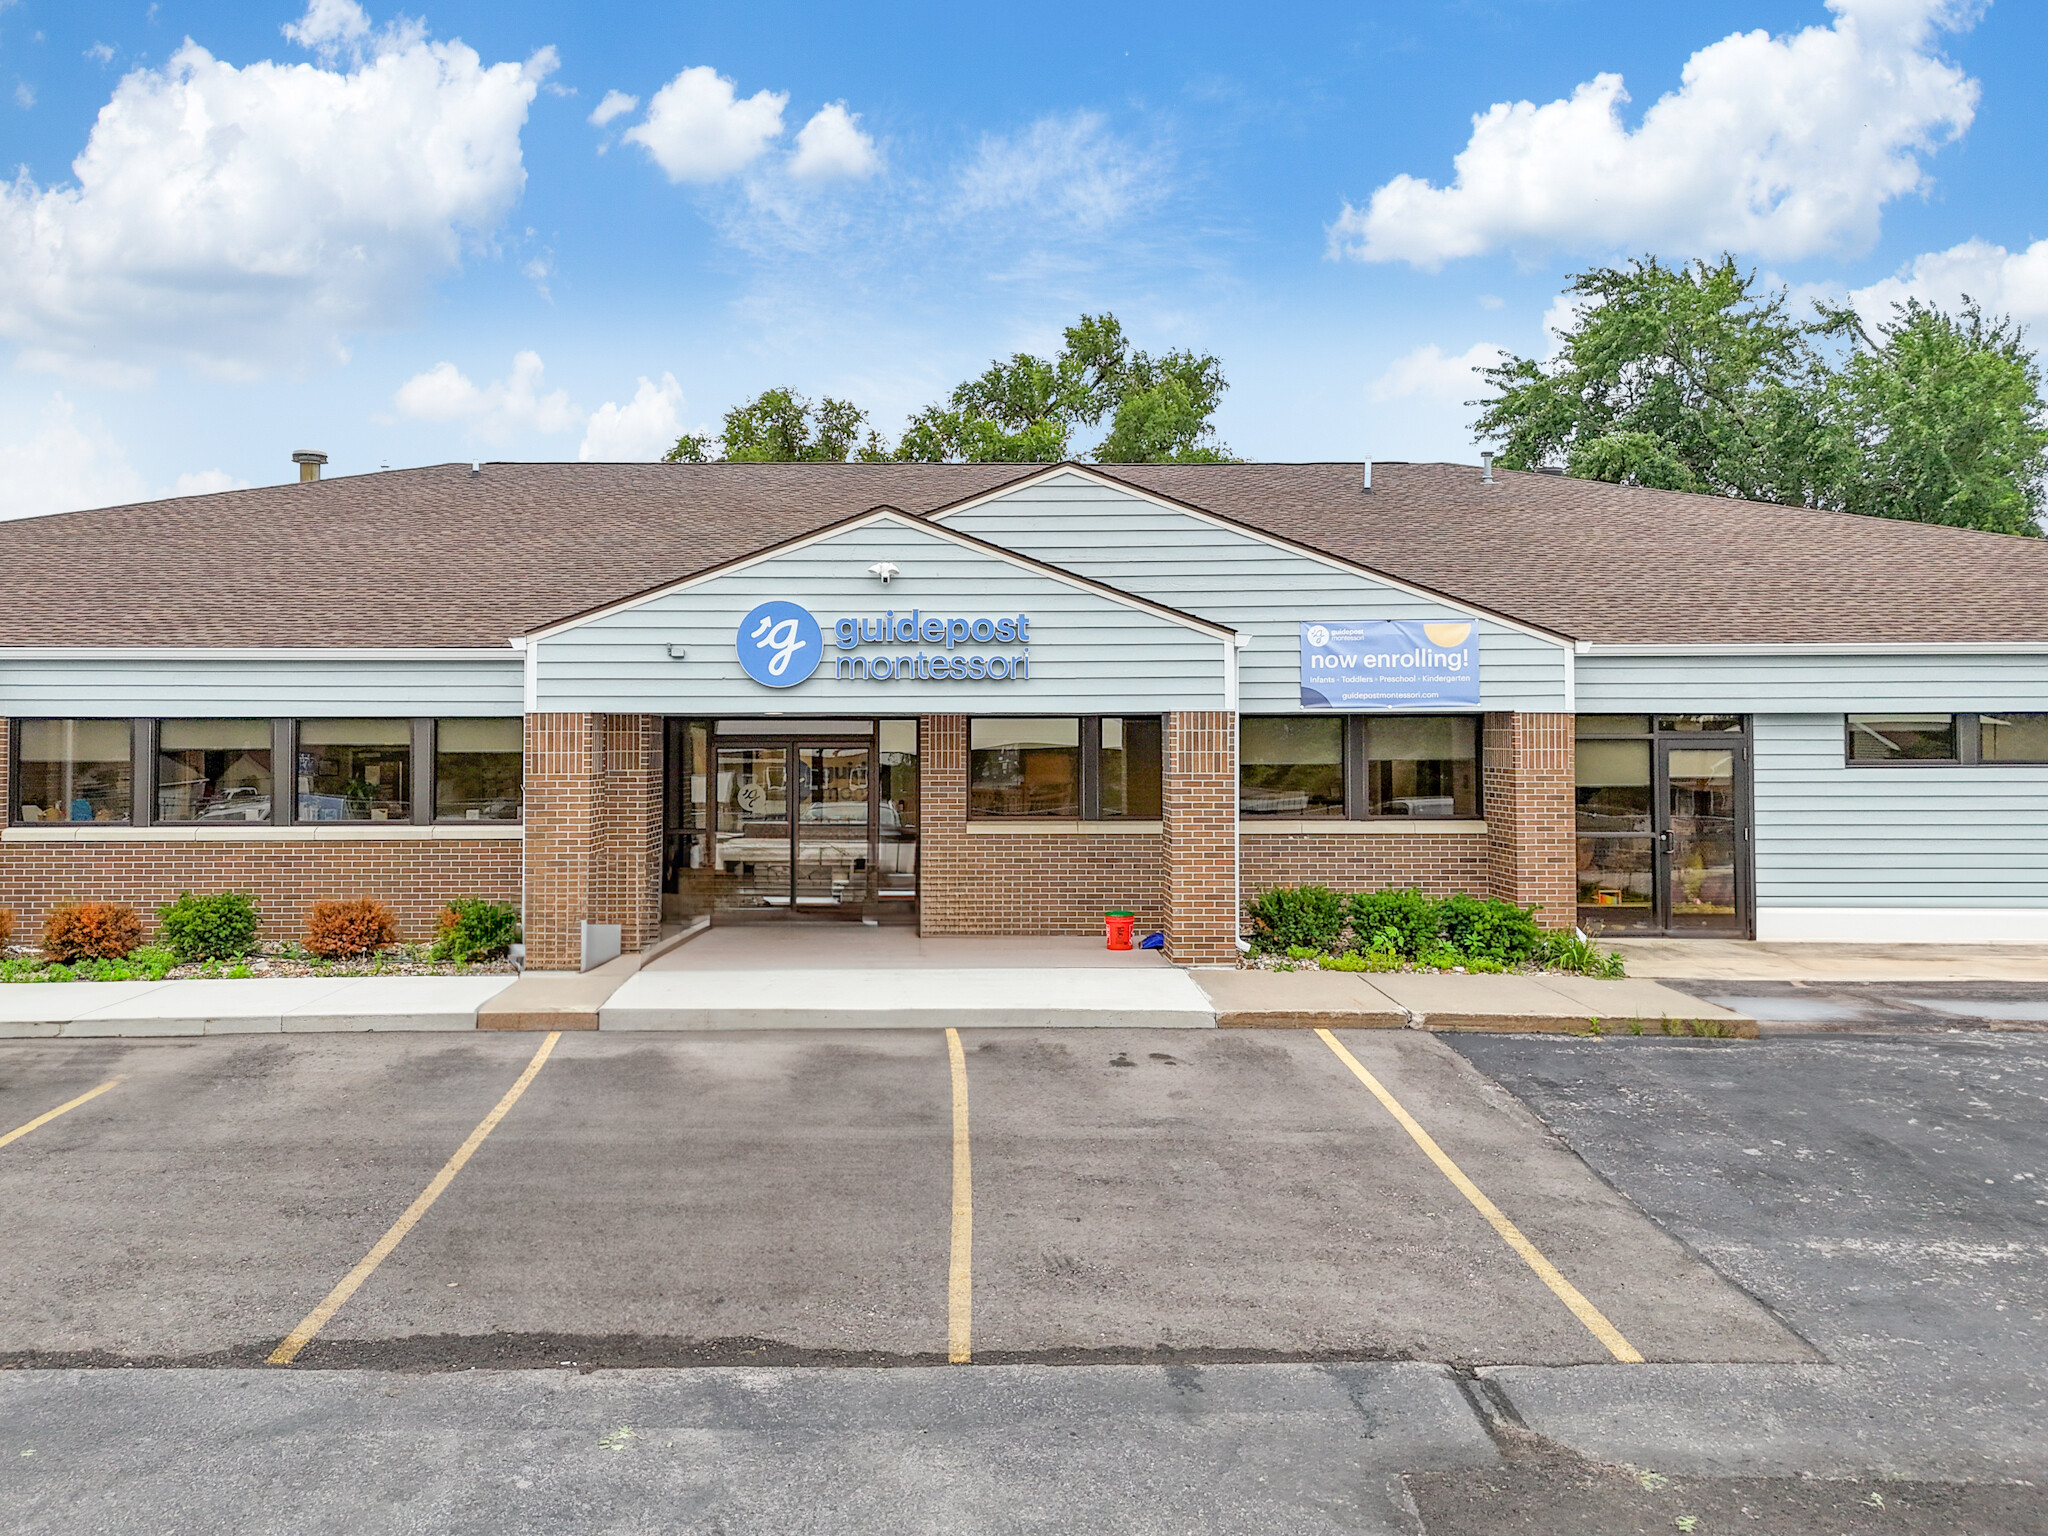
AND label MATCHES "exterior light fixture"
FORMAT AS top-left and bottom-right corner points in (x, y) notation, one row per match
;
(867, 561), (900, 583)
